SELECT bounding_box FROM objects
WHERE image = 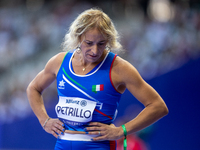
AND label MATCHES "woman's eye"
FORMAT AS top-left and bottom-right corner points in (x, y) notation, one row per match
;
(87, 42), (92, 45)
(98, 43), (105, 46)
